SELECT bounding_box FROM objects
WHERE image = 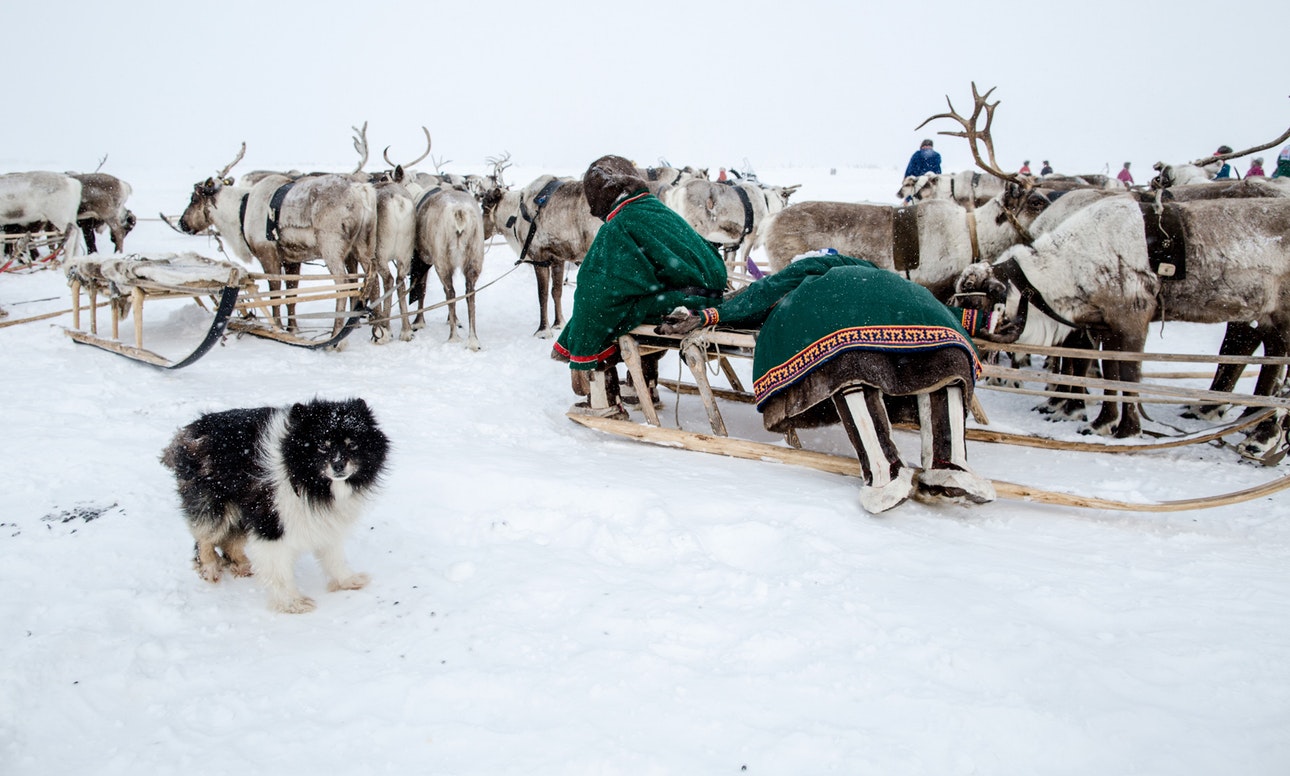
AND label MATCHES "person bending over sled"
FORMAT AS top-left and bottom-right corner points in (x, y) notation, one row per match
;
(552, 154), (727, 416)
(657, 252), (1015, 514)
